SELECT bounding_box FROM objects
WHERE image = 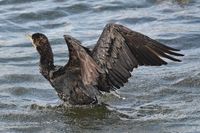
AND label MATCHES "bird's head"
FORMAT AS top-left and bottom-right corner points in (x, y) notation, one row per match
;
(27, 33), (52, 56)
